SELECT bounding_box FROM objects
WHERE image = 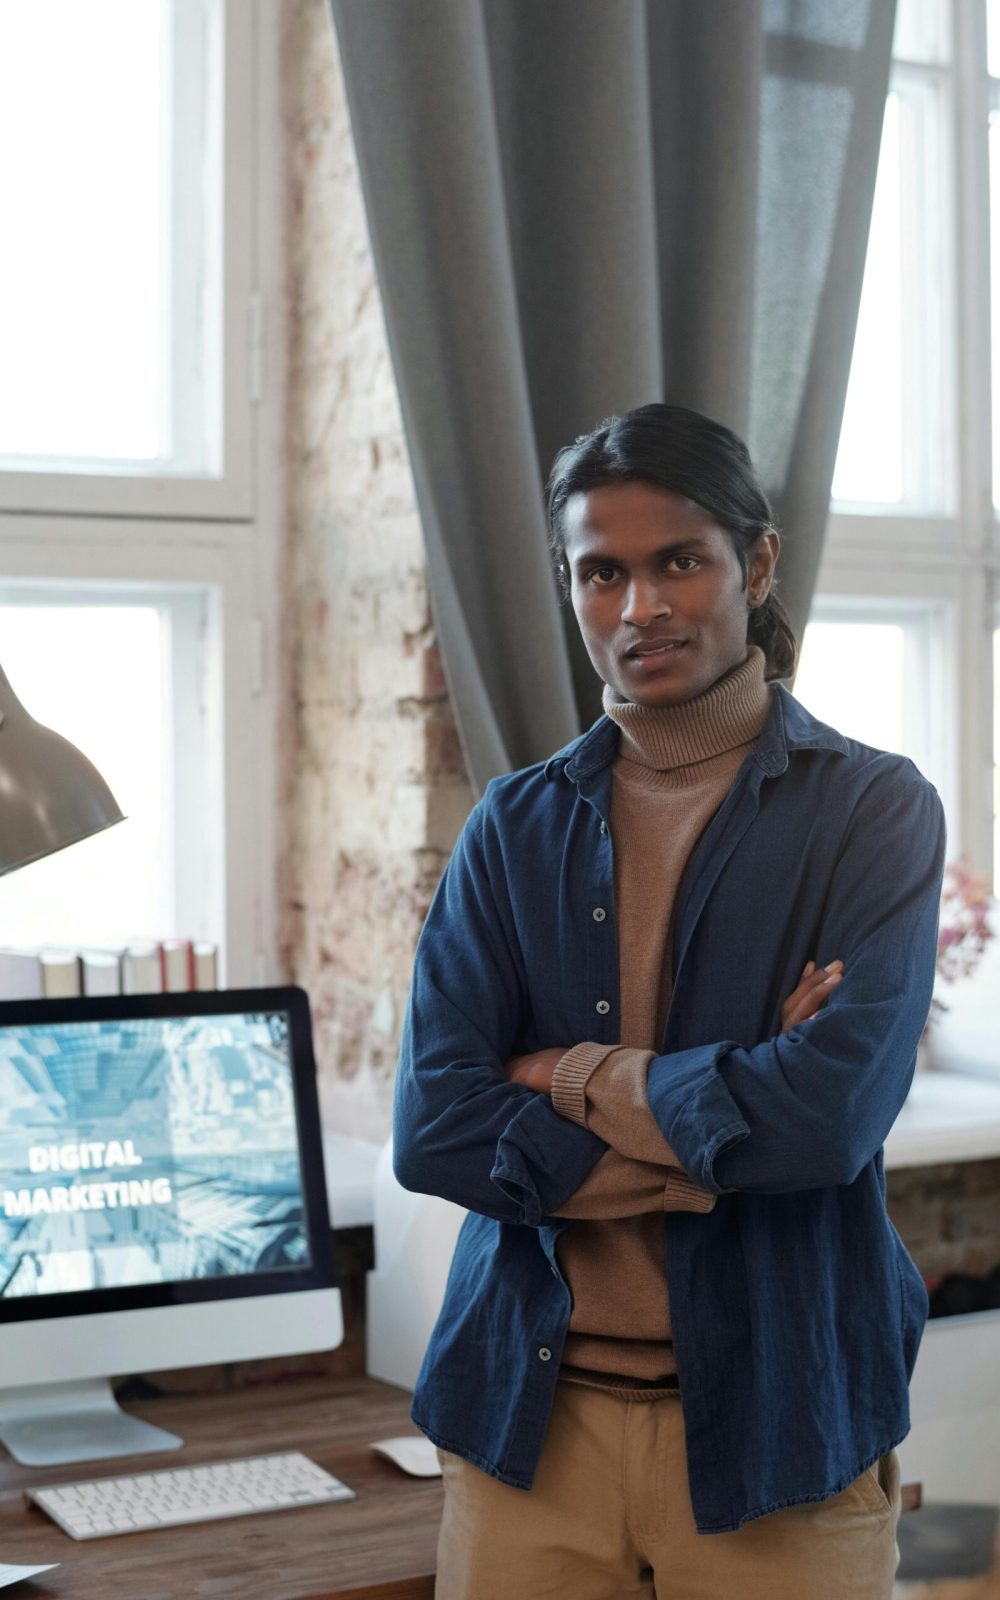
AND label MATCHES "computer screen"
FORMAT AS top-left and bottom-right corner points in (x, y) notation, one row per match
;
(1, 1008), (312, 1299)
(0, 986), (341, 1467)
